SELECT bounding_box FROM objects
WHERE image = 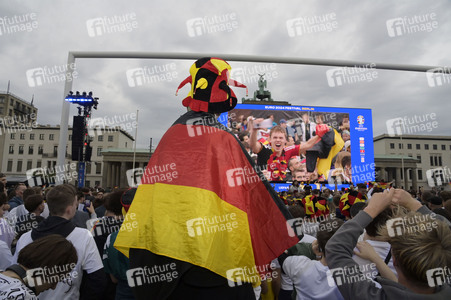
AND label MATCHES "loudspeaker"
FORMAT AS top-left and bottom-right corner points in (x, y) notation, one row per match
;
(72, 116), (85, 161)
(85, 144), (92, 162)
